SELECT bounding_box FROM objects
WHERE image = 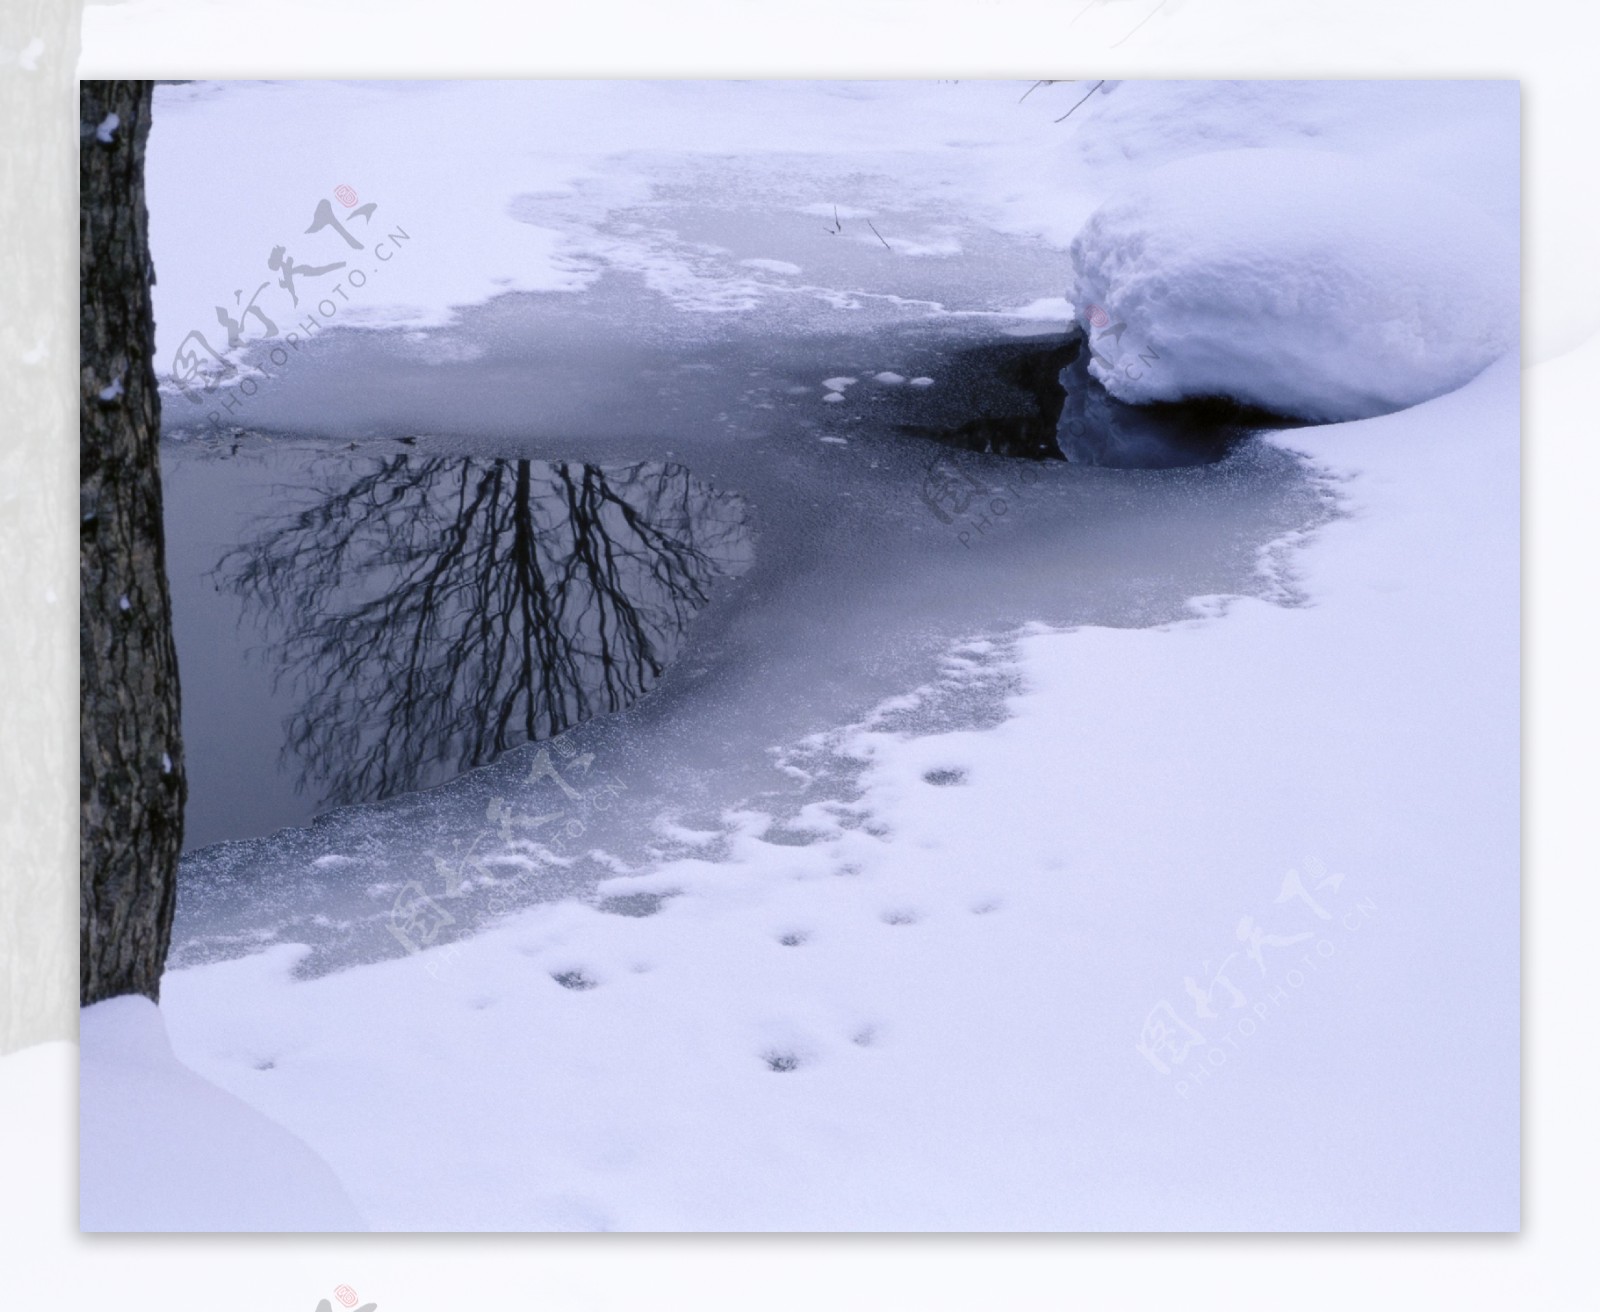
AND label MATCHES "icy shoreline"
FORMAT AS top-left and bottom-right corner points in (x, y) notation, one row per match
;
(77, 77), (1519, 1231)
